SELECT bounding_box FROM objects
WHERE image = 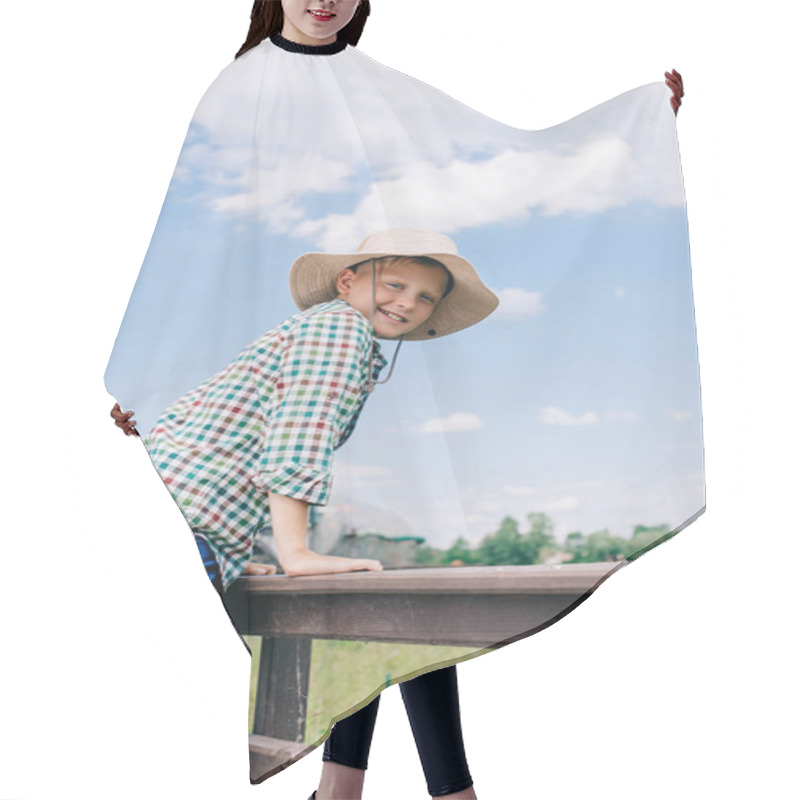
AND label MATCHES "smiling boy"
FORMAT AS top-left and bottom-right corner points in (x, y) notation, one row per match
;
(135, 228), (497, 592)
